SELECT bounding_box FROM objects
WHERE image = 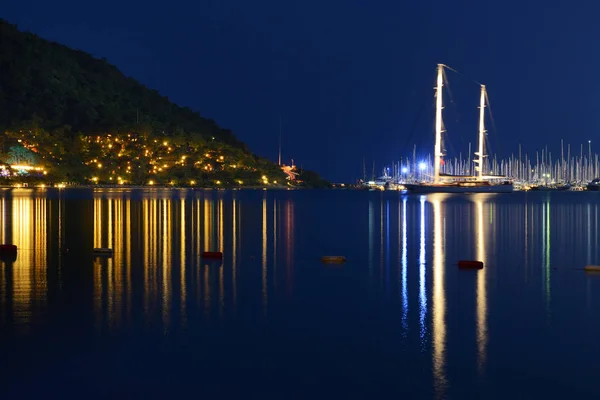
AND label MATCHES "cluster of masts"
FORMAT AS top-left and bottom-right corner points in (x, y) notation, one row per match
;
(370, 141), (600, 186)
